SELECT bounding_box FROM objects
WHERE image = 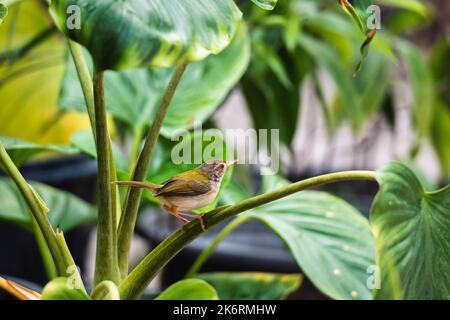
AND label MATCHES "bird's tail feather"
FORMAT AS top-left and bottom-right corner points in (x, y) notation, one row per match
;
(112, 181), (161, 191)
